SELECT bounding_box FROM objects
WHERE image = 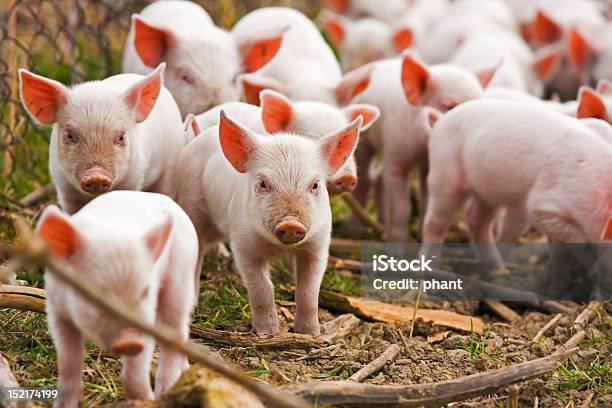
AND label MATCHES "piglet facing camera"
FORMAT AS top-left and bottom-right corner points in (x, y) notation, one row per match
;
(176, 110), (362, 336)
(37, 191), (199, 407)
(19, 65), (187, 215)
